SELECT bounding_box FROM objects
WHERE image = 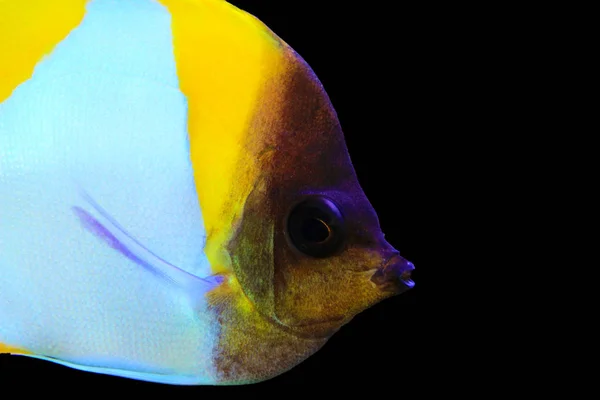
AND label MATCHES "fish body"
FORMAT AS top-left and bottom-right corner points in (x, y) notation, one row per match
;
(0, 0), (415, 385)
